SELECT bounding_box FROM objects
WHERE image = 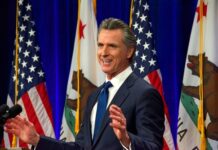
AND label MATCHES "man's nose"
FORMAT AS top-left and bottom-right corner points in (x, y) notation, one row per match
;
(101, 46), (108, 56)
